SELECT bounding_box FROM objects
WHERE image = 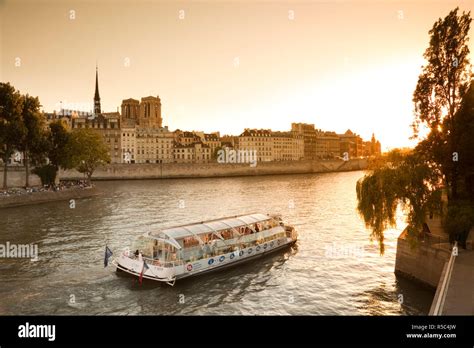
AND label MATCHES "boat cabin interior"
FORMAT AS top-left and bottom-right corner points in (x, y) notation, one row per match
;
(129, 213), (293, 266)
